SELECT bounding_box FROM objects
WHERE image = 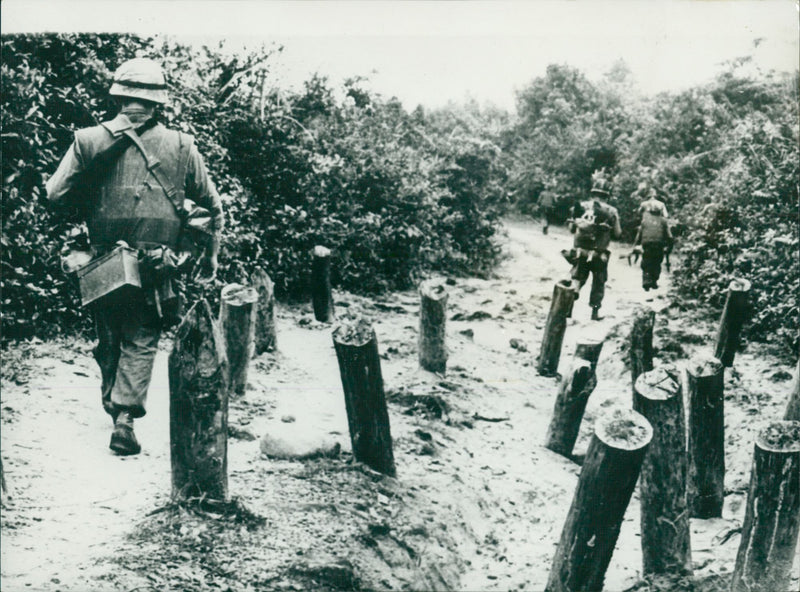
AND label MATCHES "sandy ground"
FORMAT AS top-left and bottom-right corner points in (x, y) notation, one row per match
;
(1, 218), (798, 592)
